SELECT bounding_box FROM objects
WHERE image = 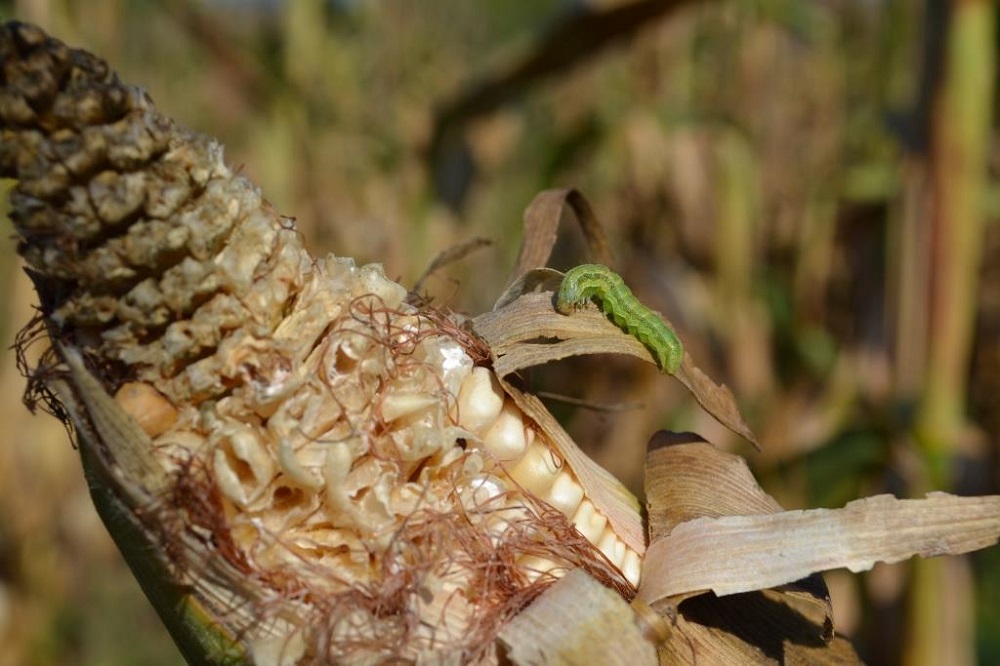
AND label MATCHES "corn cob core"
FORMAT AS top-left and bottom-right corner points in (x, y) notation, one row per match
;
(1, 22), (636, 661)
